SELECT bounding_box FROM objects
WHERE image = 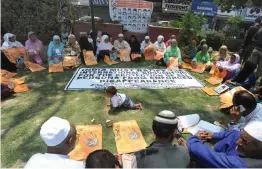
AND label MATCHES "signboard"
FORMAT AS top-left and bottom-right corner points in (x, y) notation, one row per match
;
(241, 7), (262, 22)
(192, 0), (218, 17)
(217, 9), (240, 18)
(65, 68), (204, 90)
(72, 0), (109, 6)
(162, 0), (191, 14)
(109, 0), (153, 33)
